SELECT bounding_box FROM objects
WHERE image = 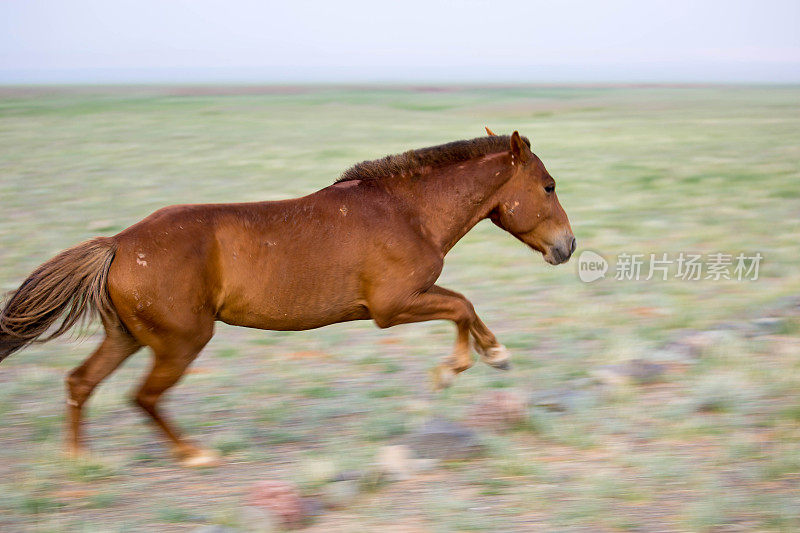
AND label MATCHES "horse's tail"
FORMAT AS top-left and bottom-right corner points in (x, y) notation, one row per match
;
(0, 237), (119, 362)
